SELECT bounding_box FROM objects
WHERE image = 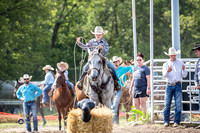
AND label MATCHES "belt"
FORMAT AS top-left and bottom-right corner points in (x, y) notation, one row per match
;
(26, 100), (35, 103)
(168, 81), (181, 86)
